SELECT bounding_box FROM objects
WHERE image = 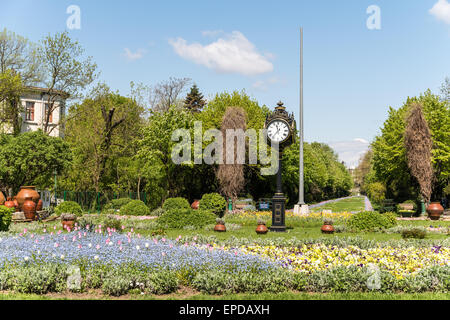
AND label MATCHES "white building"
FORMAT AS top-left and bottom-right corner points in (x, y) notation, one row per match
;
(2, 86), (68, 138)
